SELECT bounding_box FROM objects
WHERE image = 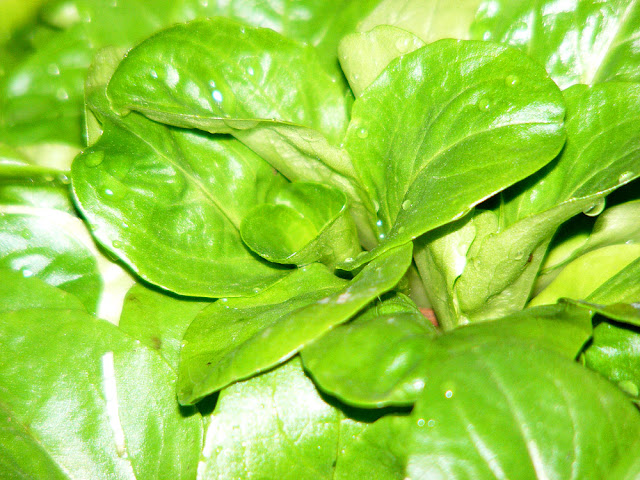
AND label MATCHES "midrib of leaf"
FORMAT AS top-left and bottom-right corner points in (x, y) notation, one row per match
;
(476, 355), (550, 480)
(119, 118), (242, 232)
(548, 376), (580, 480)
(590, 0), (638, 83)
(0, 398), (71, 479)
(450, 401), (509, 479)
